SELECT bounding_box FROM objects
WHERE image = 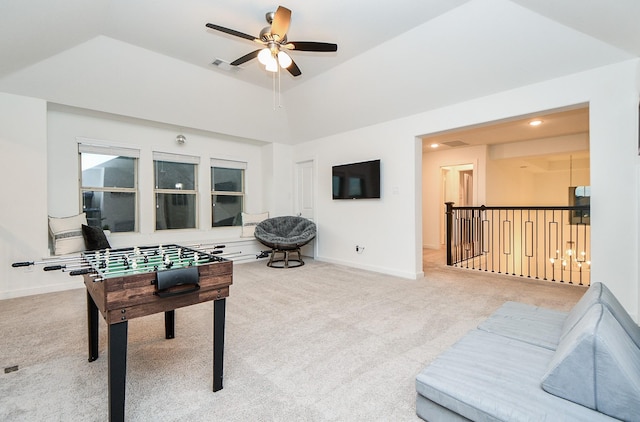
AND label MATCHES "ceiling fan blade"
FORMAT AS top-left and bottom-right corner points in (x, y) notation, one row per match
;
(205, 23), (258, 42)
(270, 6), (291, 41)
(286, 41), (338, 52)
(230, 49), (261, 66)
(286, 59), (302, 77)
